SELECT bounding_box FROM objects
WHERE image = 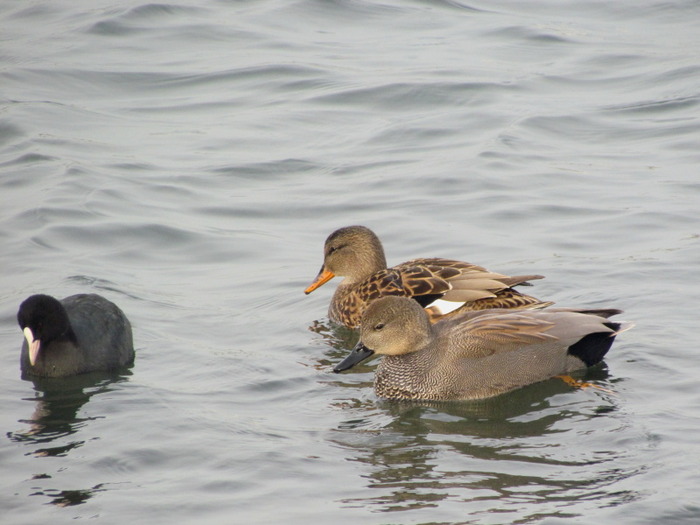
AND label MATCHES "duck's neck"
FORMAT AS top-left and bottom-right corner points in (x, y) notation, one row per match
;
(346, 248), (387, 284)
